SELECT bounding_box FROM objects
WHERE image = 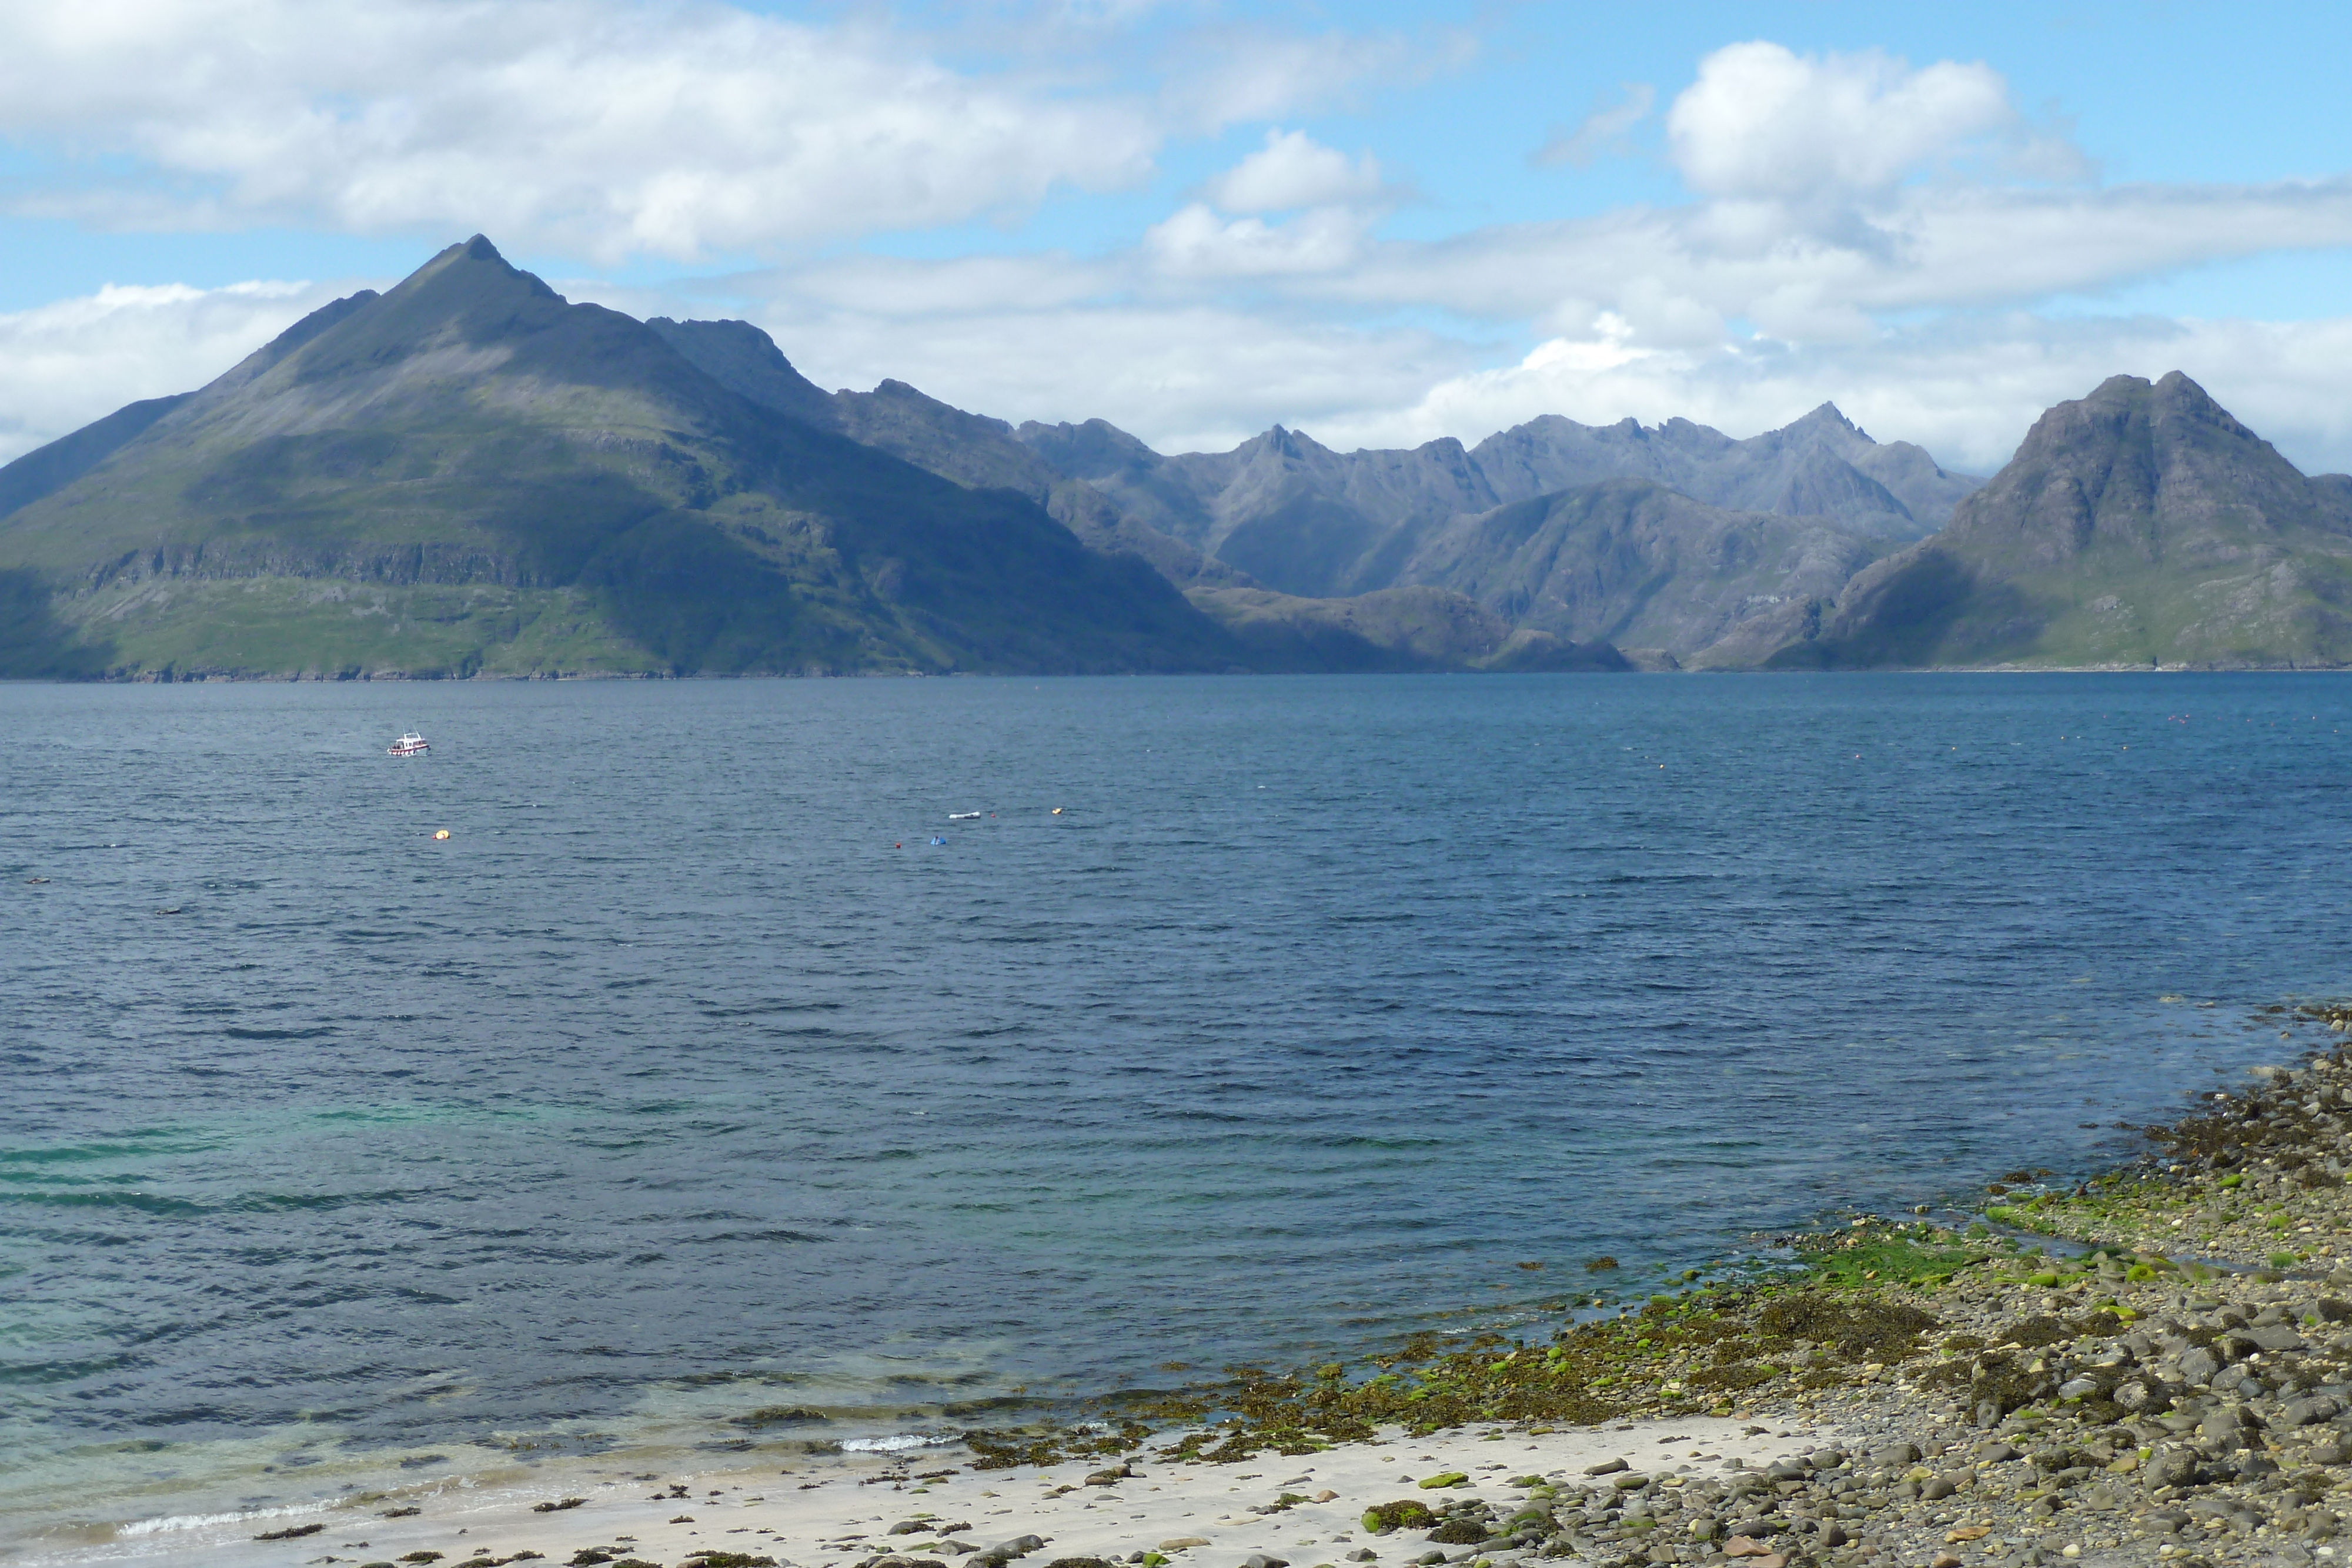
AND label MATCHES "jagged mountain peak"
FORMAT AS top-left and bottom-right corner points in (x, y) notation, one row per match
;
(1947, 366), (2333, 570)
(360, 232), (560, 325)
(1773, 371), (2352, 670)
(1244, 424), (1334, 462)
(215, 233), (717, 416)
(1790, 400), (1862, 432)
